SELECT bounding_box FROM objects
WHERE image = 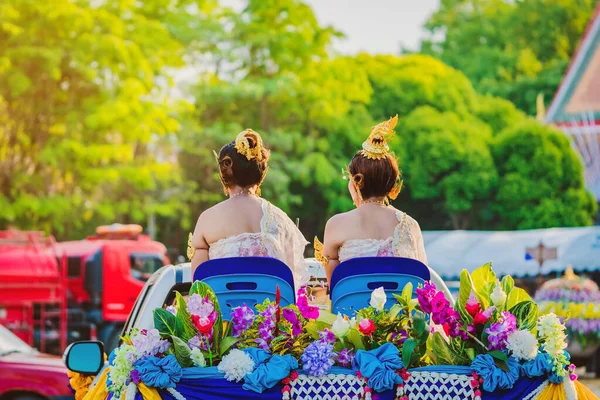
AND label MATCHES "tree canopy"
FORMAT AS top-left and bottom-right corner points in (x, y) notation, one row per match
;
(0, 0), (596, 253)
